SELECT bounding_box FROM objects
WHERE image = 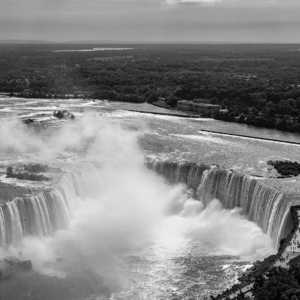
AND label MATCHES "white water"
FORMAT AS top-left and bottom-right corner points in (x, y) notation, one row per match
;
(0, 114), (276, 299)
(54, 48), (133, 52)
